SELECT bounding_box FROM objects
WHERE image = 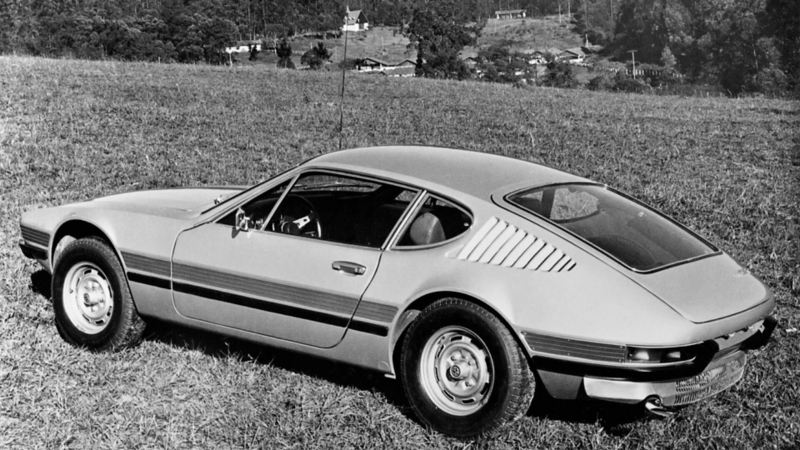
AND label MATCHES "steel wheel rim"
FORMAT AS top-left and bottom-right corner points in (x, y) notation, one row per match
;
(62, 262), (114, 335)
(419, 325), (494, 416)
